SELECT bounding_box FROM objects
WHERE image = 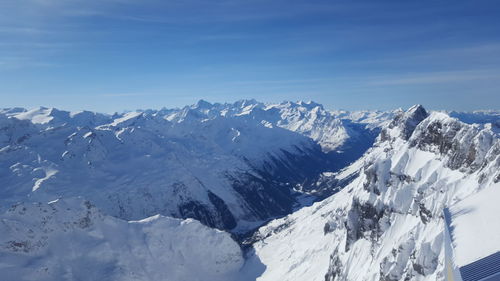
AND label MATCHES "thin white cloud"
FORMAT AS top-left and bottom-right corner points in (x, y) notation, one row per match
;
(99, 93), (154, 97)
(347, 42), (500, 68)
(0, 56), (59, 70)
(368, 69), (500, 86)
(2, 0), (346, 25)
(228, 78), (329, 86)
(0, 26), (52, 34)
